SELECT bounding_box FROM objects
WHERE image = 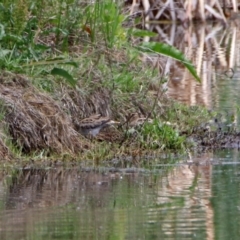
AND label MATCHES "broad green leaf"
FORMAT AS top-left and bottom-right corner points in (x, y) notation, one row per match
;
(34, 44), (50, 51)
(131, 29), (157, 37)
(64, 61), (78, 67)
(51, 67), (77, 87)
(0, 24), (5, 40)
(23, 59), (78, 67)
(3, 34), (23, 43)
(0, 49), (11, 58)
(137, 42), (201, 82)
(46, 58), (78, 67)
(46, 57), (65, 61)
